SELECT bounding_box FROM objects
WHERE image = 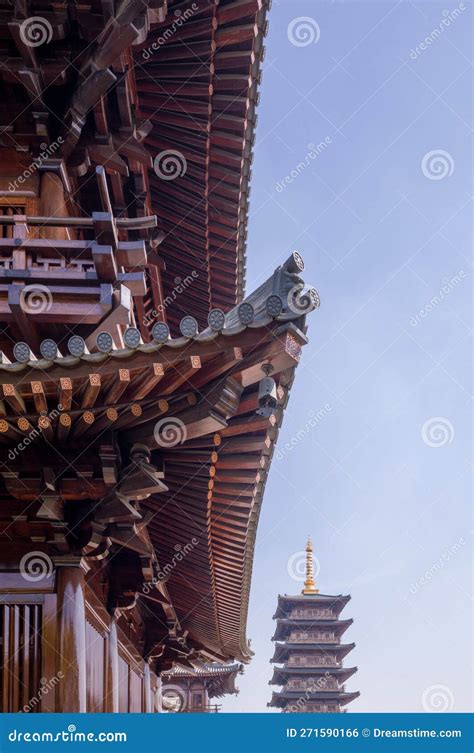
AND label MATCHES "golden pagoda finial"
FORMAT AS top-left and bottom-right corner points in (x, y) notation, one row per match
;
(302, 535), (319, 594)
